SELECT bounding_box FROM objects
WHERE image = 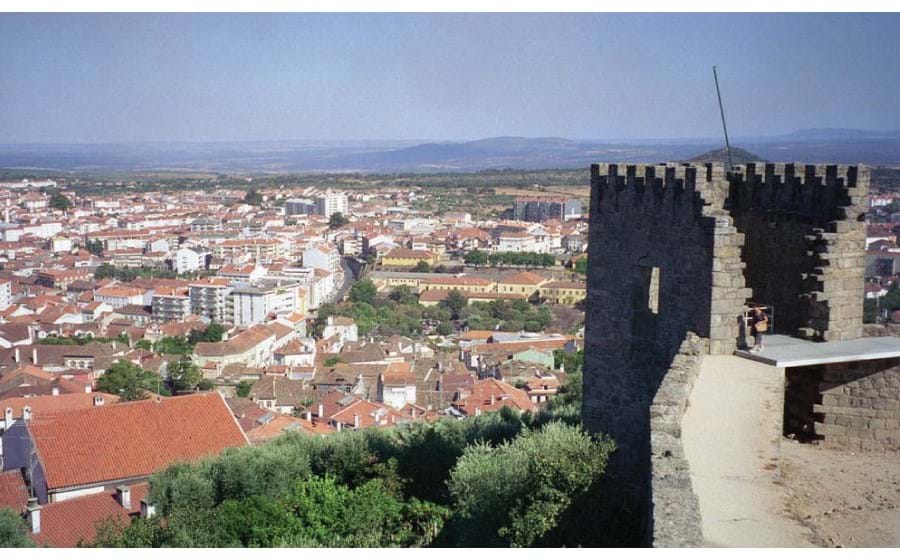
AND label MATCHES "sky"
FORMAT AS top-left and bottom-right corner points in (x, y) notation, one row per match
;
(1, 13), (899, 144)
